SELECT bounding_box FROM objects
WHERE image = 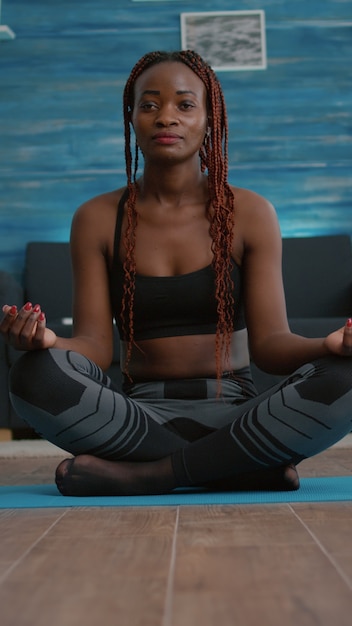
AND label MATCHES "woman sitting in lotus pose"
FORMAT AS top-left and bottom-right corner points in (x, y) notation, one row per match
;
(1, 50), (352, 496)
